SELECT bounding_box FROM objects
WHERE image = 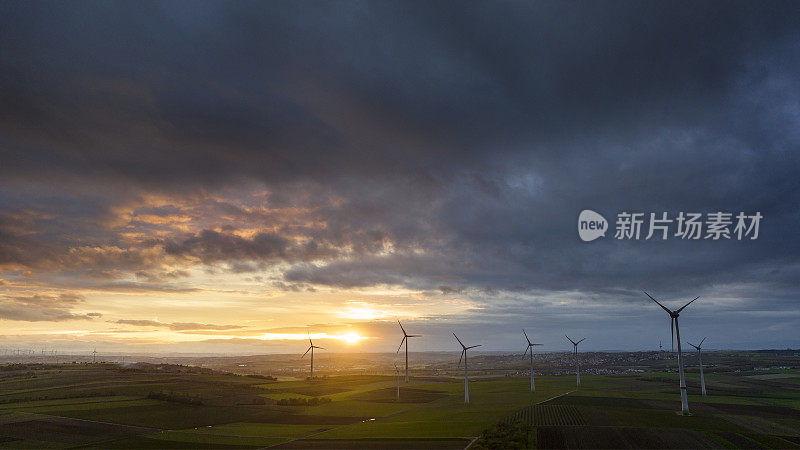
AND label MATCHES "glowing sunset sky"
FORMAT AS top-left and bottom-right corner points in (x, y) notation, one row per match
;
(1, 2), (799, 354)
